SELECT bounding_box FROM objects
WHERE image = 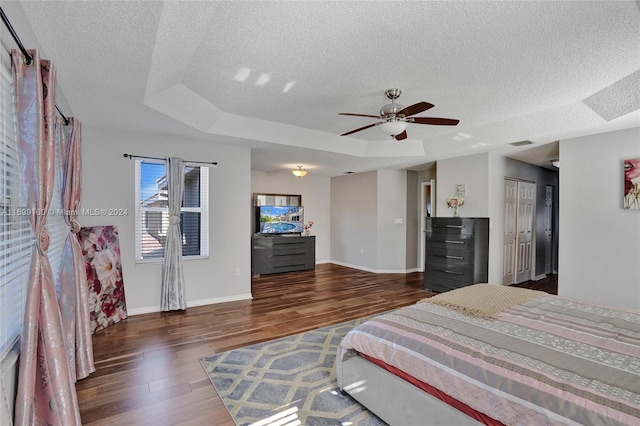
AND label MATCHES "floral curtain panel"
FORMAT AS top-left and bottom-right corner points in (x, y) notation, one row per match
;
(57, 117), (96, 380)
(161, 157), (187, 311)
(12, 49), (81, 425)
(78, 226), (127, 333)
